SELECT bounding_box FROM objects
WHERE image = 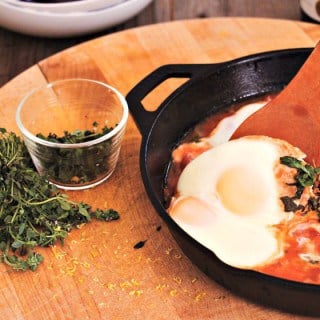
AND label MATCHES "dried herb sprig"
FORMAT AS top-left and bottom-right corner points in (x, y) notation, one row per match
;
(0, 128), (119, 271)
